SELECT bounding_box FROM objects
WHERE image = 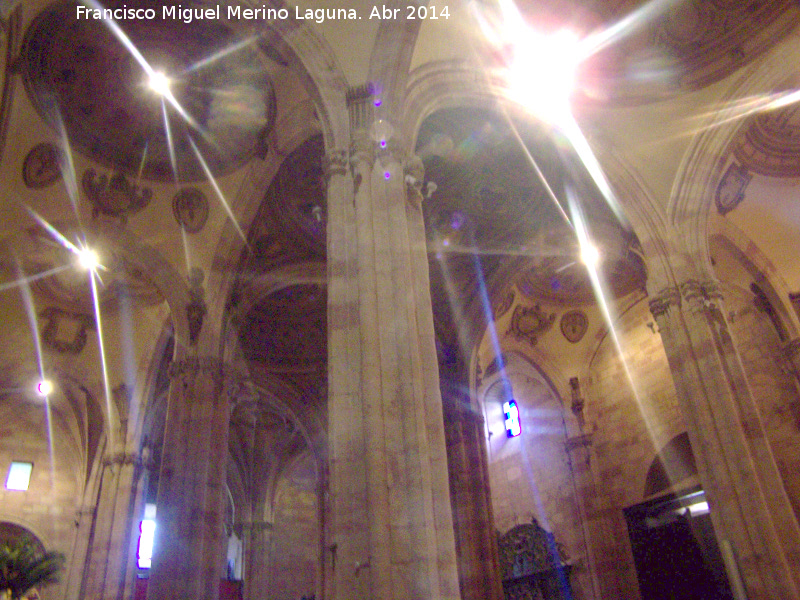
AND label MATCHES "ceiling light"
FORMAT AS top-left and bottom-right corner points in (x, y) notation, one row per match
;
(36, 379), (53, 396)
(580, 243), (600, 267)
(148, 71), (172, 97)
(505, 29), (582, 123)
(77, 247), (100, 270)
